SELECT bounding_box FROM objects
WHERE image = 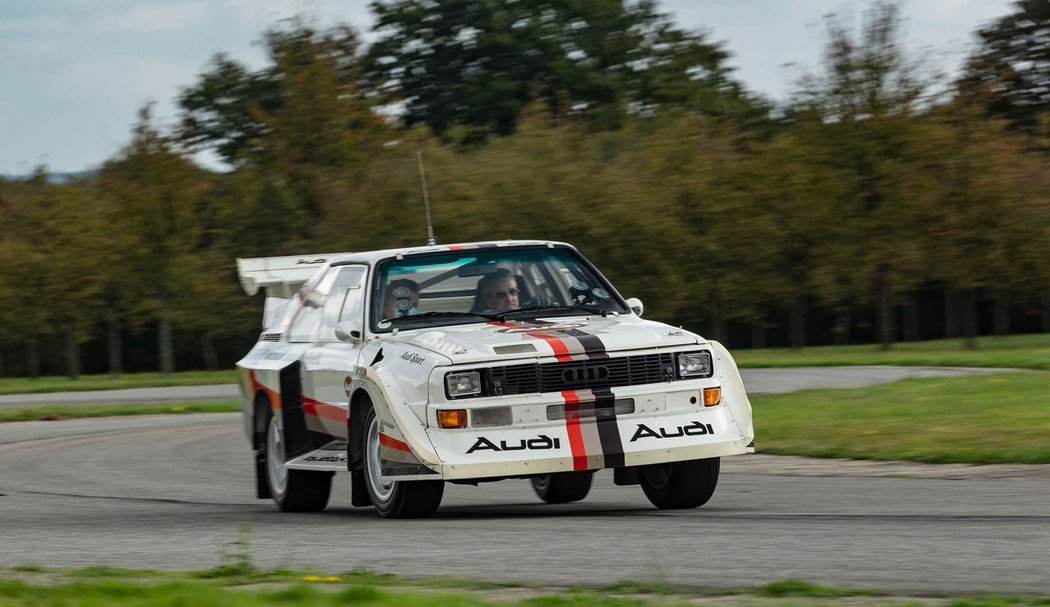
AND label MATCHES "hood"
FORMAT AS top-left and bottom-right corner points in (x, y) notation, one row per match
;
(387, 315), (703, 364)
